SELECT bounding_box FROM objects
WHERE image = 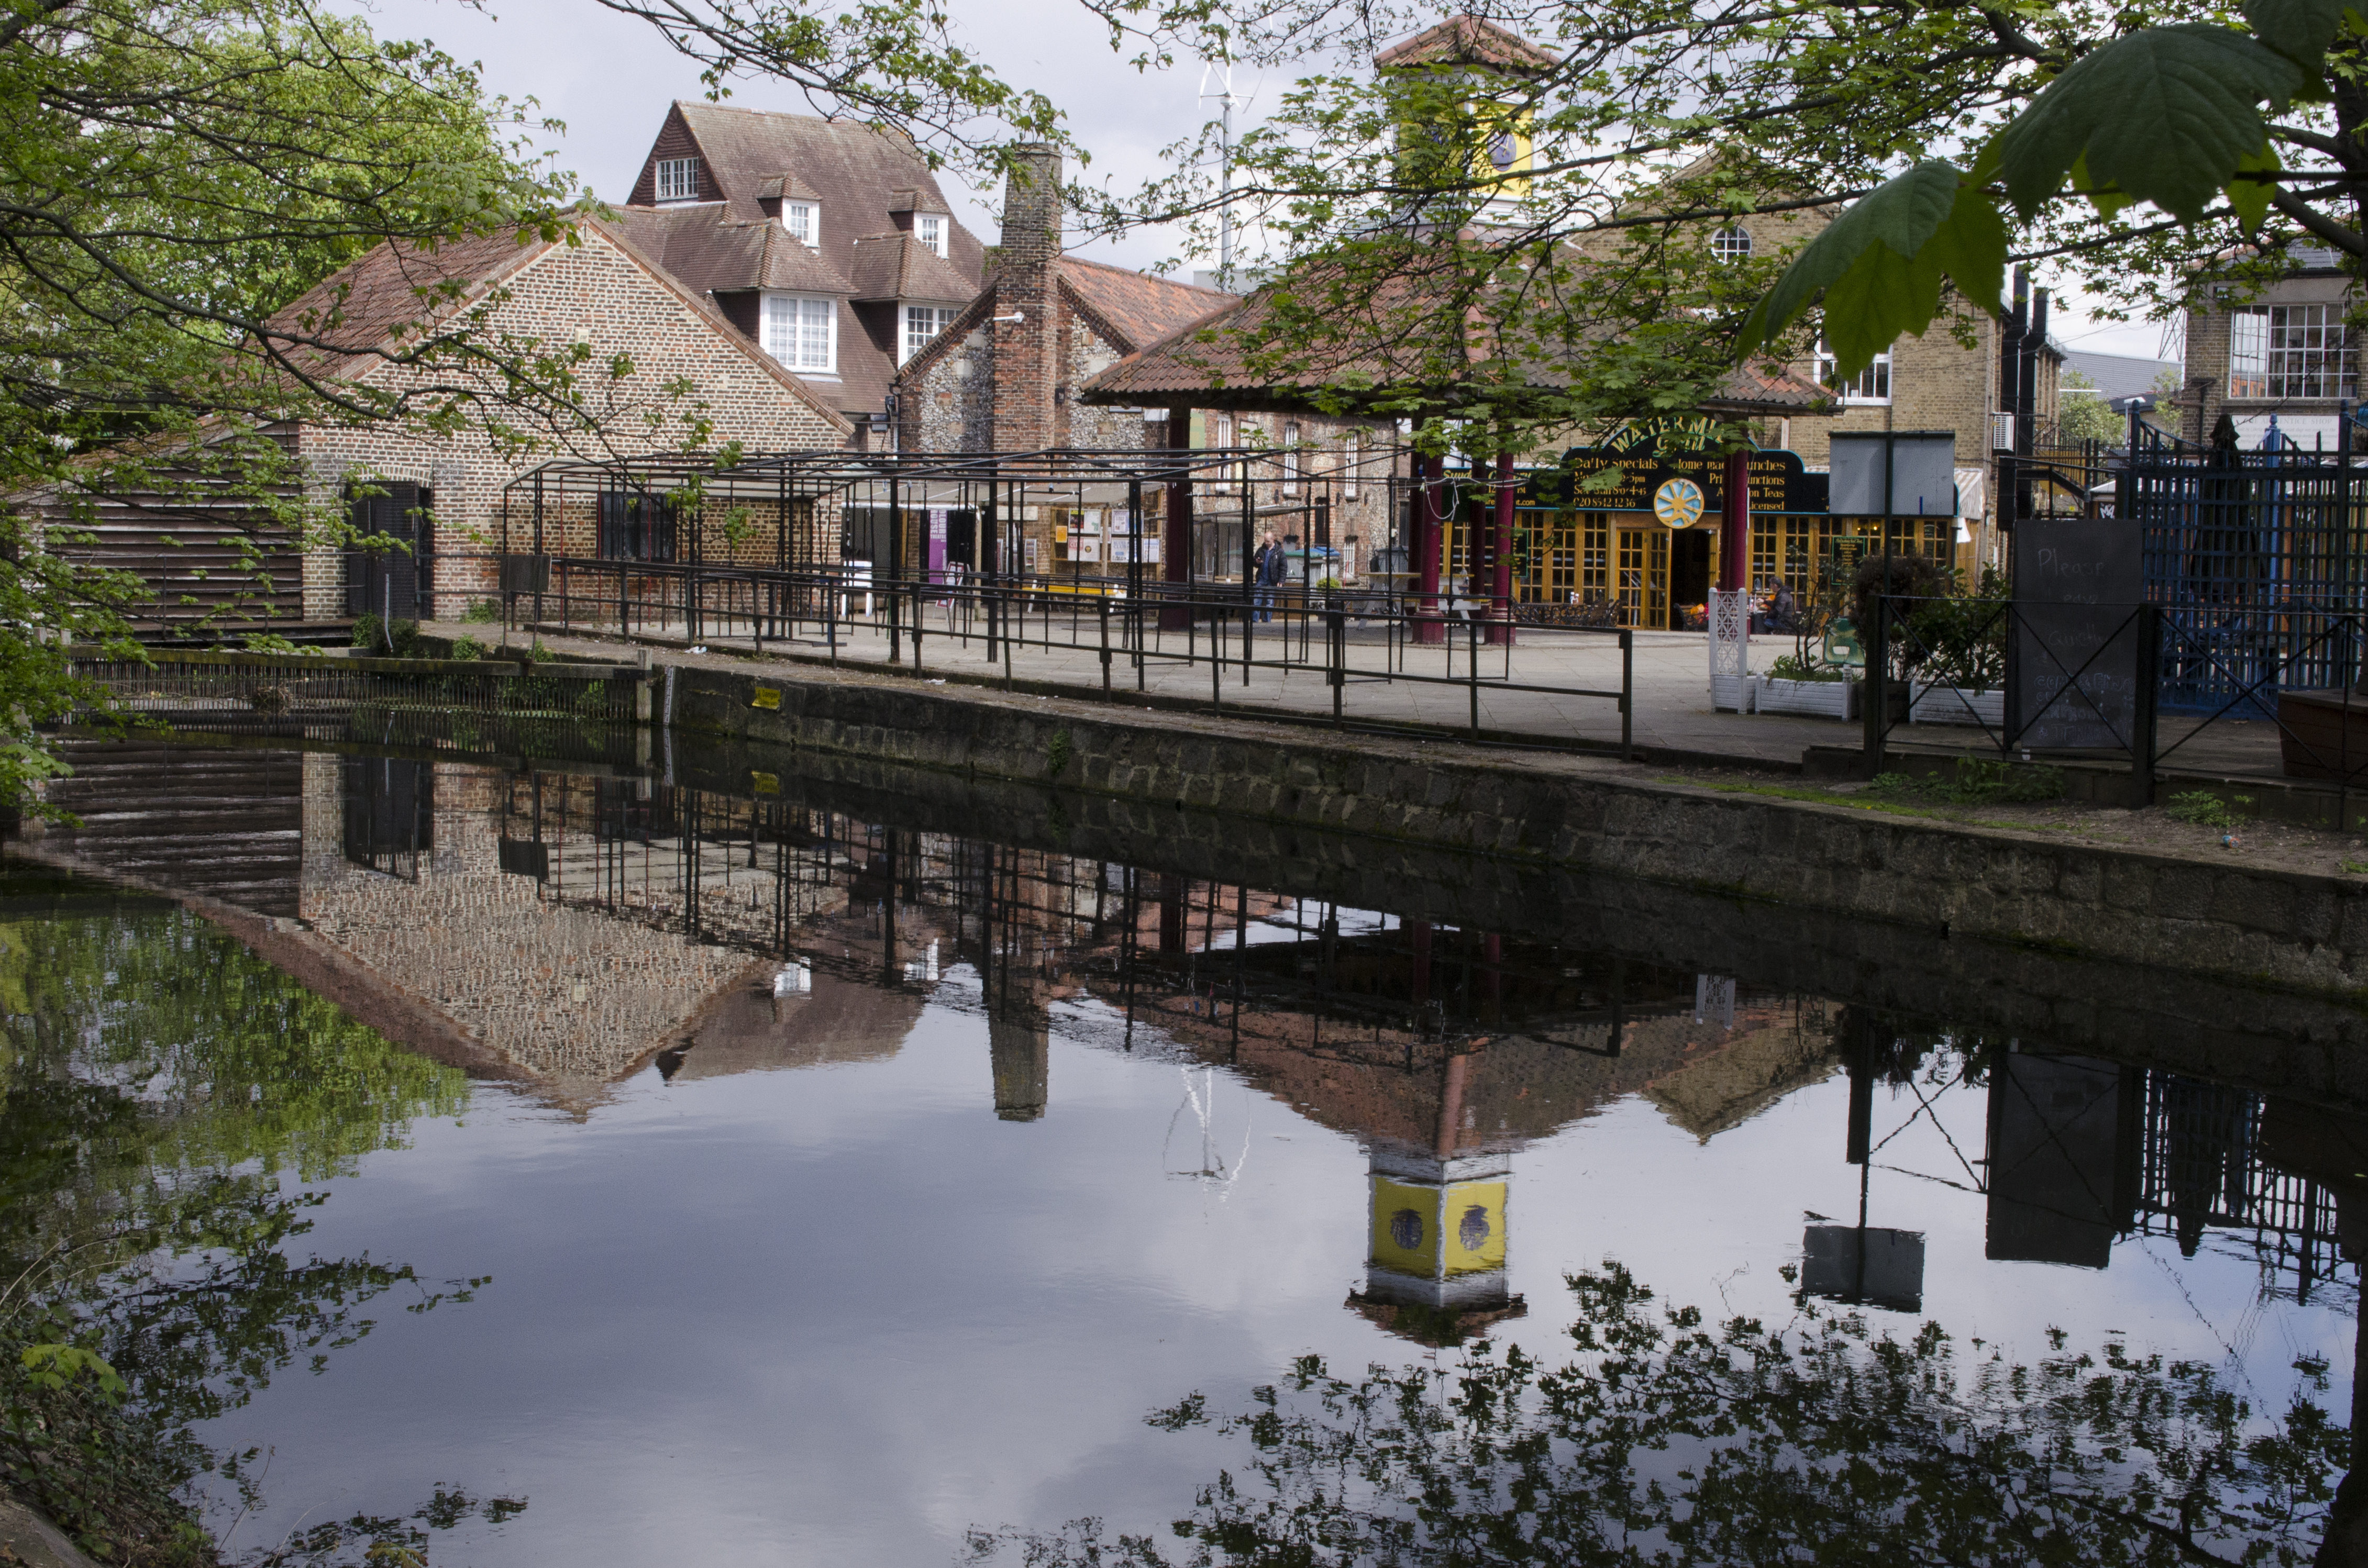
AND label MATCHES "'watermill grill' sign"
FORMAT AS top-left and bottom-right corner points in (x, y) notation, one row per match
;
(1521, 442), (1831, 519)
